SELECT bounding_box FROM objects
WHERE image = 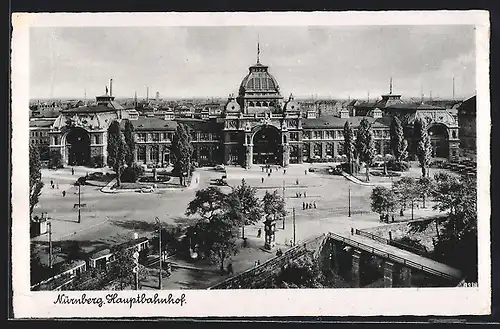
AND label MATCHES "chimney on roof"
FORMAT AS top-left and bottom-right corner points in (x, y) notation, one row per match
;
(109, 79), (113, 97)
